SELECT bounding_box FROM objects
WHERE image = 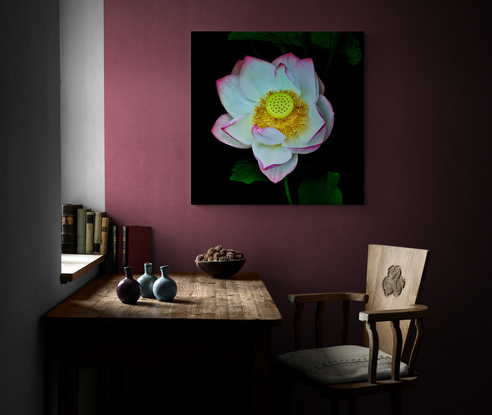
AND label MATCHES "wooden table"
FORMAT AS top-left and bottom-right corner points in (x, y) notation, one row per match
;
(46, 272), (283, 415)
